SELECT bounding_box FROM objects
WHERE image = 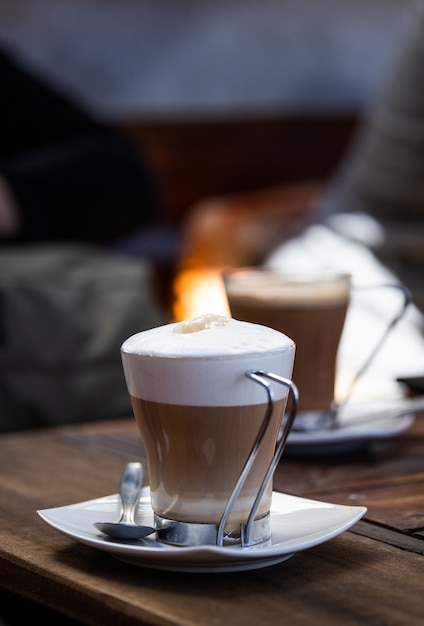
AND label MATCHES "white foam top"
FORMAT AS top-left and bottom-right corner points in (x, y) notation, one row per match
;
(121, 314), (295, 405)
(121, 313), (293, 358)
(225, 272), (351, 305)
